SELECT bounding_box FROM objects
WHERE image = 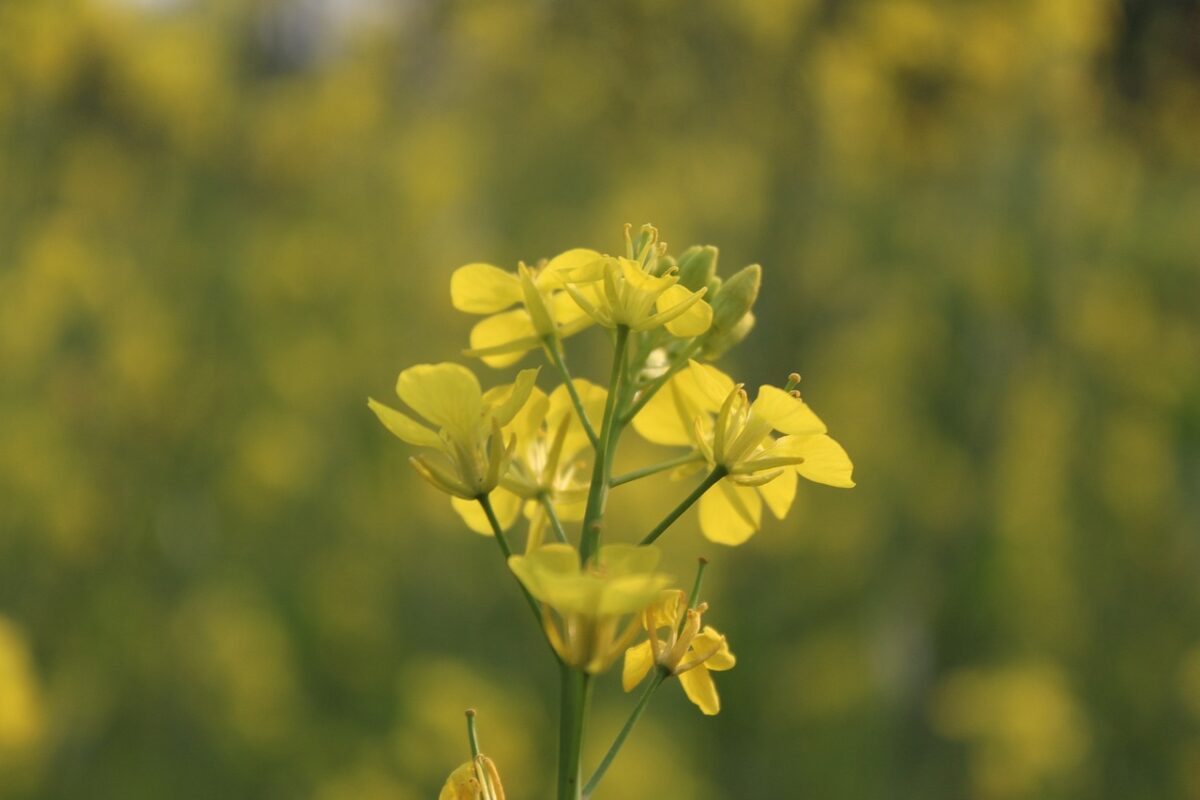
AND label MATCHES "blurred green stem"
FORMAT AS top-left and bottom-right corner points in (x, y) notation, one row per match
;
(477, 494), (542, 621)
(557, 665), (592, 800)
(582, 671), (665, 798)
(579, 325), (629, 563)
(539, 493), (570, 545)
(543, 337), (599, 449)
(638, 466), (727, 545)
(610, 452), (704, 487)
